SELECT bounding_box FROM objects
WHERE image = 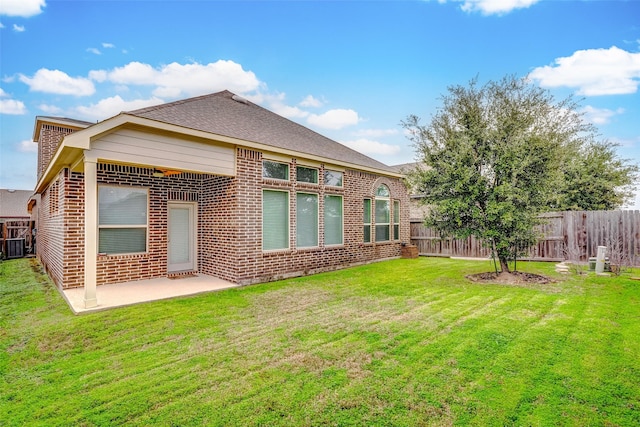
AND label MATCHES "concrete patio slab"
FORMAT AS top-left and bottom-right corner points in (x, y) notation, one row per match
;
(62, 274), (239, 314)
